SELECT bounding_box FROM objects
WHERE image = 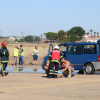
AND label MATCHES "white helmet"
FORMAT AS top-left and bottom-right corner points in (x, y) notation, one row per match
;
(54, 45), (59, 50)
